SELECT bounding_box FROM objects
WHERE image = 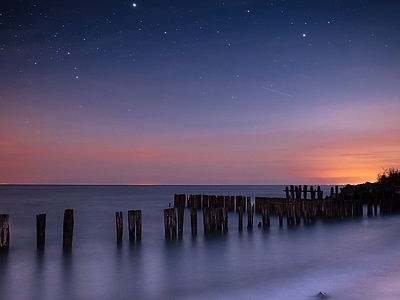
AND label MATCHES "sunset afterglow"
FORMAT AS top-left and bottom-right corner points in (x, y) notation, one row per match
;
(1, 1), (399, 185)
